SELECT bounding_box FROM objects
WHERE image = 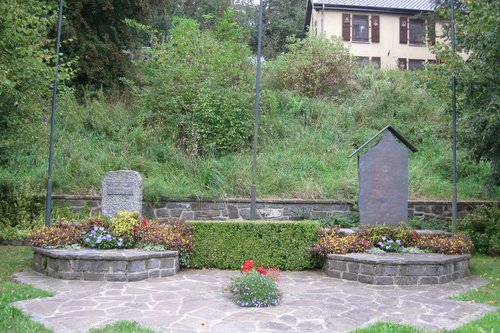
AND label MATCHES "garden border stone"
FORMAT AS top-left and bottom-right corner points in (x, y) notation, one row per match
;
(32, 247), (179, 282)
(323, 253), (470, 285)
